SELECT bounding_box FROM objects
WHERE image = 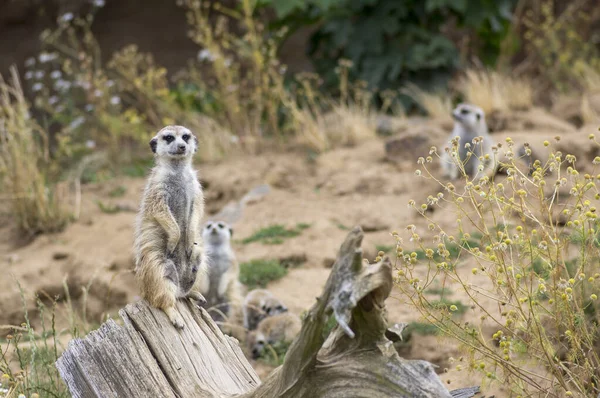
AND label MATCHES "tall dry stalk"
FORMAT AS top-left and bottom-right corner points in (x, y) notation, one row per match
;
(0, 67), (68, 236)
